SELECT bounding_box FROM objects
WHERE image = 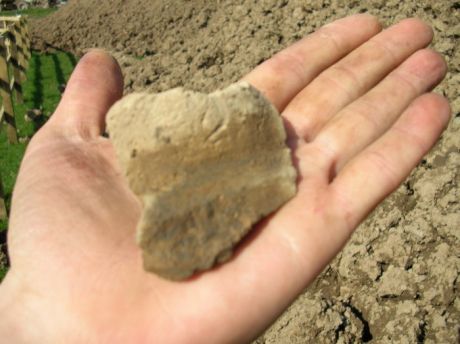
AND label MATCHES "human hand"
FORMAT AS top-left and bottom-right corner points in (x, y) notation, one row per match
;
(0, 14), (450, 343)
